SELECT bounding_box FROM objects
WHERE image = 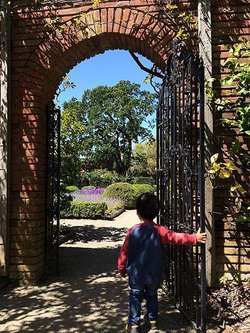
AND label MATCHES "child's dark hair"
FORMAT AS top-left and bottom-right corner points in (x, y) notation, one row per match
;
(136, 193), (160, 220)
